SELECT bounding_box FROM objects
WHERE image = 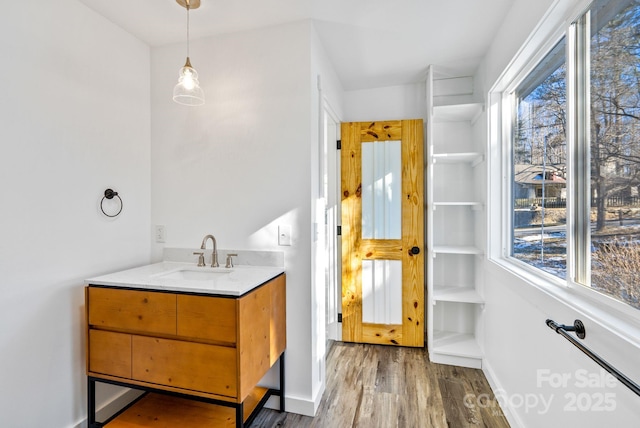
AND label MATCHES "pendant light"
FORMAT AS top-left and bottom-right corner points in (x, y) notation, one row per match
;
(173, 0), (205, 106)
